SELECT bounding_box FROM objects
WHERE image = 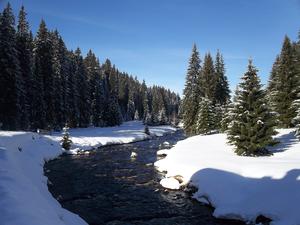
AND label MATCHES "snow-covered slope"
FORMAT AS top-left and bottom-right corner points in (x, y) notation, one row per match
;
(155, 129), (300, 225)
(0, 121), (176, 225)
(50, 121), (176, 150)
